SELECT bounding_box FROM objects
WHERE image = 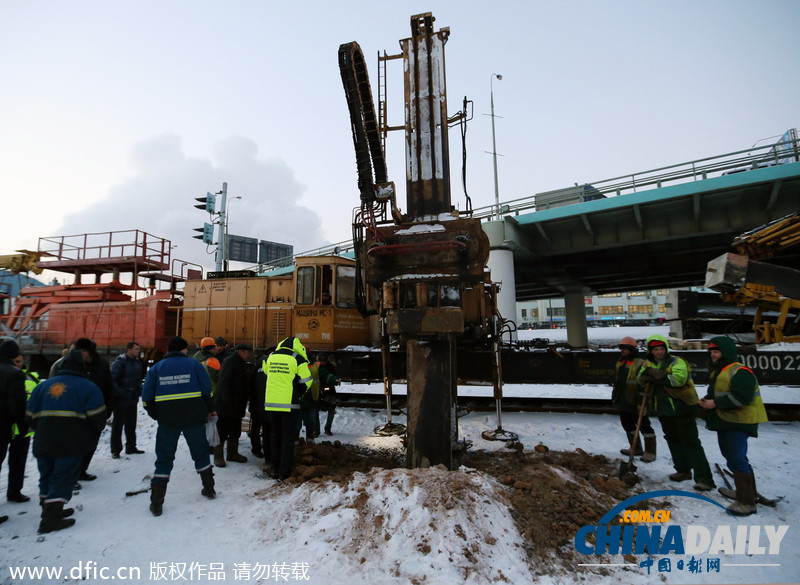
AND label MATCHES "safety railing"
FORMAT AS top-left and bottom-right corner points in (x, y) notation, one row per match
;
(258, 134), (800, 265)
